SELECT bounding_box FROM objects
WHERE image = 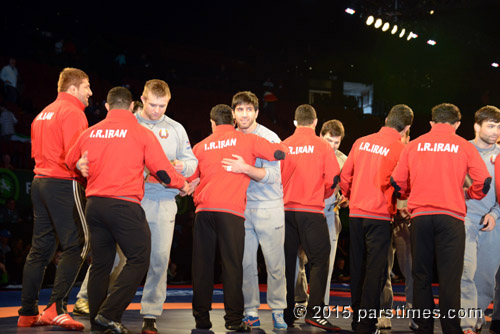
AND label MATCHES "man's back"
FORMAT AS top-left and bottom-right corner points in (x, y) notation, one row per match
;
(393, 123), (490, 219)
(32, 93), (87, 179)
(281, 127), (339, 212)
(340, 127), (404, 220)
(192, 124), (284, 216)
(66, 109), (185, 203)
